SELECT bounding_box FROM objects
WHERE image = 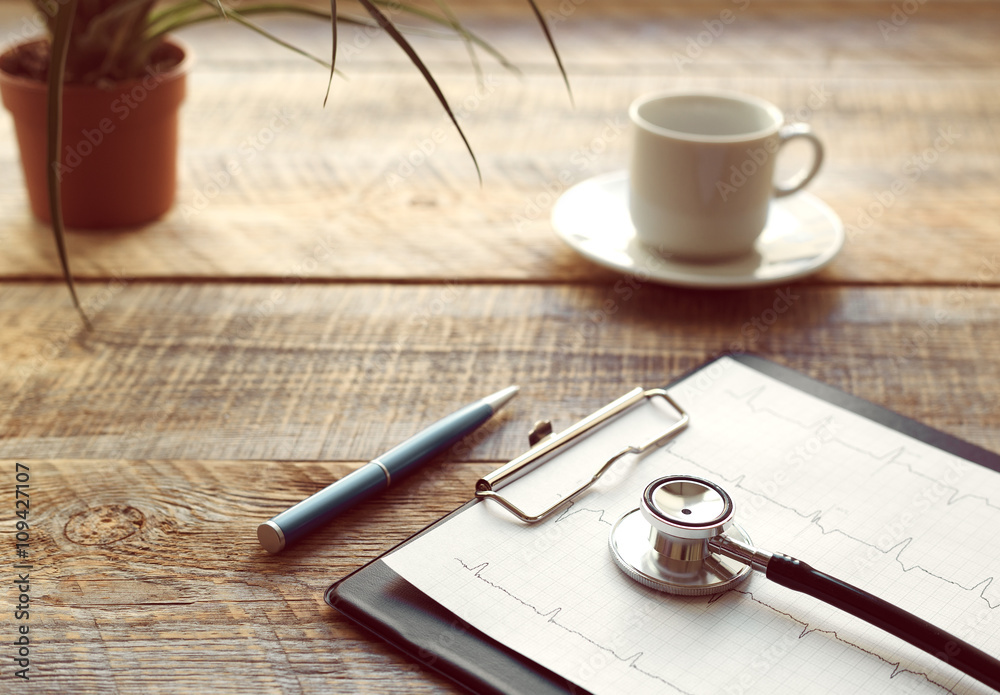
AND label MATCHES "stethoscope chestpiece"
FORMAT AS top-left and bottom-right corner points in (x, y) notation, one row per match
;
(609, 476), (1000, 690)
(610, 475), (754, 596)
